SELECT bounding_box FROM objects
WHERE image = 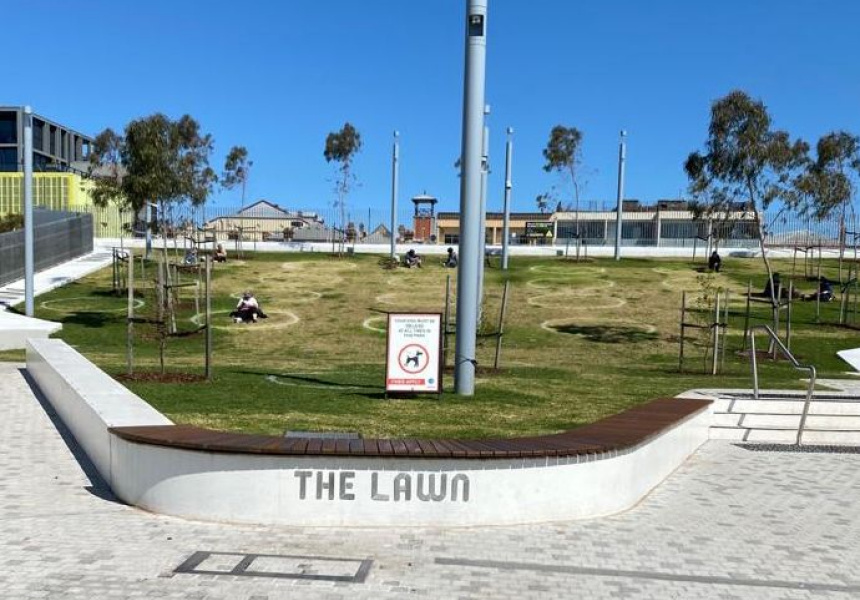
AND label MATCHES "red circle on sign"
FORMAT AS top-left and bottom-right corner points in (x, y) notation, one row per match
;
(398, 343), (429, 374)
